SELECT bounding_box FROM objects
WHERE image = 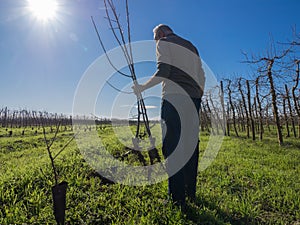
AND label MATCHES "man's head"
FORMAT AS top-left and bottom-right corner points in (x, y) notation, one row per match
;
(153, 24), (173, 41)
